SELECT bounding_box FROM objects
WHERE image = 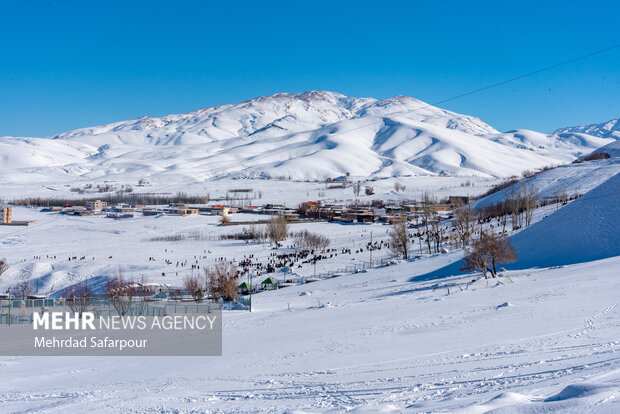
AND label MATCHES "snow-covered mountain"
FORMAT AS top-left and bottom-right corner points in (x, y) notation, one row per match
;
(0, 91), (615, 183)
(553, 118), (620, 139)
